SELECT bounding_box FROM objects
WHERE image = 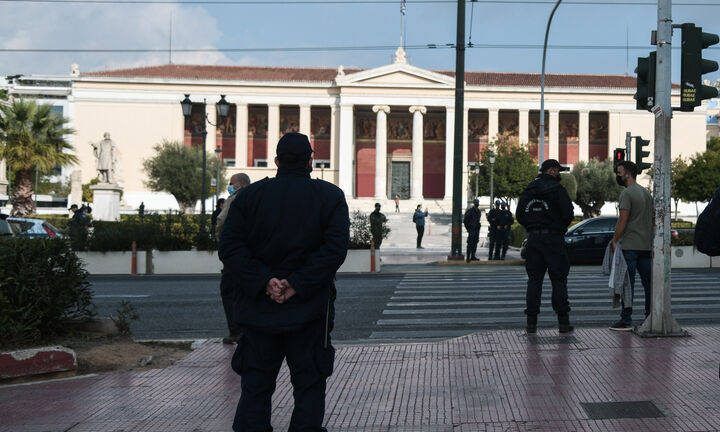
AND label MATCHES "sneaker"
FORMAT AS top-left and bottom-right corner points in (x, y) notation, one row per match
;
(609, 321), (632, 331)
(417, 246), (424, 249)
